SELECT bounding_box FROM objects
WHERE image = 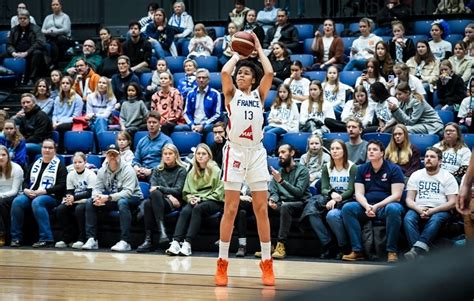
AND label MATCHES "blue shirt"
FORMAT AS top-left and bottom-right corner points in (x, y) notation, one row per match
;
(132, 132), (172, 169)
(355, 160), (404, 204)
